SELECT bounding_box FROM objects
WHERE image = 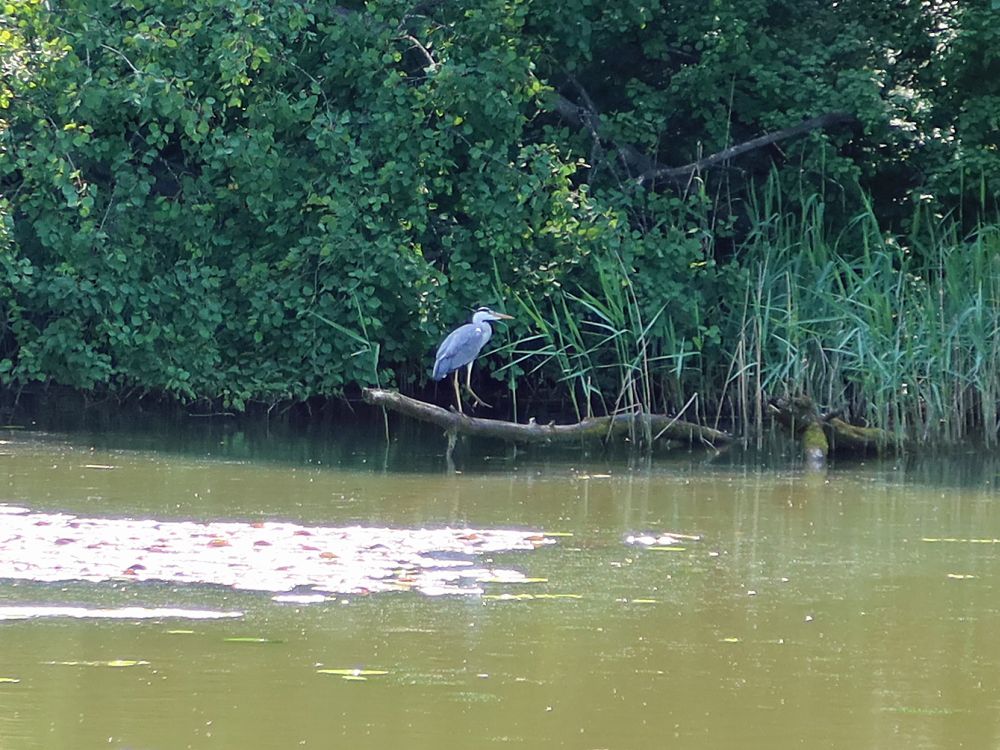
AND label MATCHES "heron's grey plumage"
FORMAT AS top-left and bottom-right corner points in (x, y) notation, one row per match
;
(432, 308), (503, 381)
